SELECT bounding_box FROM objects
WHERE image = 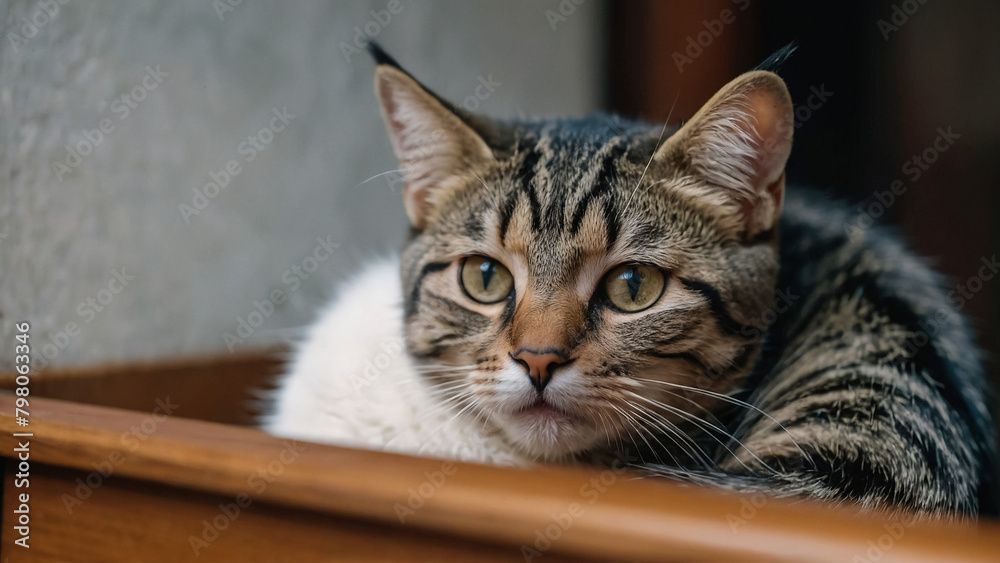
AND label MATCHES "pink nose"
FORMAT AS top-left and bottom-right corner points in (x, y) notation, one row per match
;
(511, 348), (570, 392)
